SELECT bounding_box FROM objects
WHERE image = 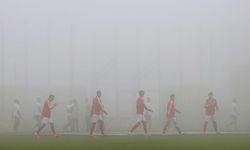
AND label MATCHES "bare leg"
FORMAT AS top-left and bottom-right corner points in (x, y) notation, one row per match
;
(142, 121), (148, 135)
(130, 122), (141, 133)
(75, 119), (79, 132)
(13, 117), (20, 133)
(36, 124), (46, 135)
(50, 123), (57, 136)
(175, 126), (182, 134)
(162, 119), (171, 134)
(63, 119), (71, 132)
(203, 121), (208, 133)
(213, 121), (219, 133)
(90, 122), (96, 136)
(99, 120), (105, 135)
